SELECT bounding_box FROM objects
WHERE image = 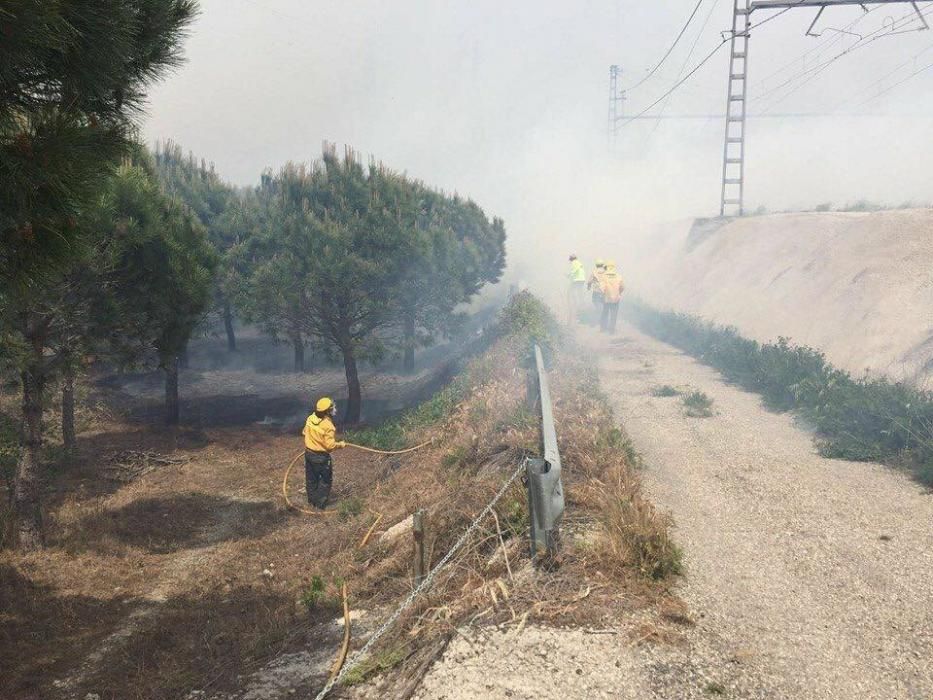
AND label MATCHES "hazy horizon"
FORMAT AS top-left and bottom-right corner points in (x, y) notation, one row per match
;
(142, 0), (933, 293)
